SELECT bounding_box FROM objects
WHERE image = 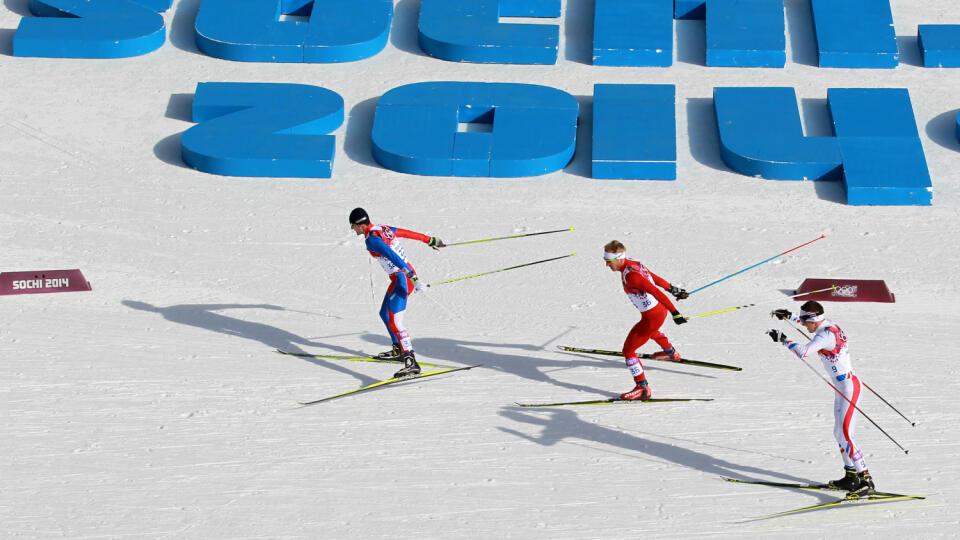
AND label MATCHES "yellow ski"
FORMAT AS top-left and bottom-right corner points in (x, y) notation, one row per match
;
(297, 365), (480, 406)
